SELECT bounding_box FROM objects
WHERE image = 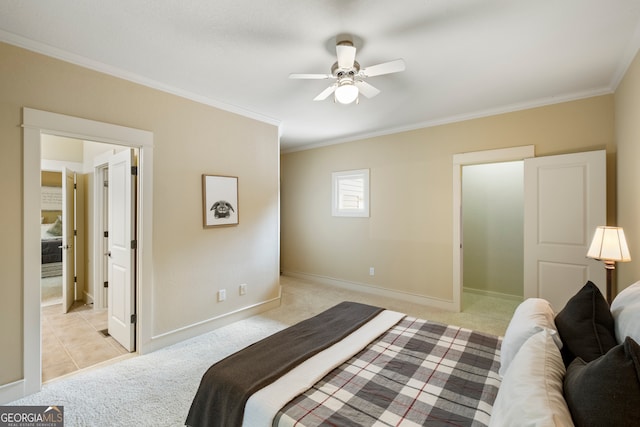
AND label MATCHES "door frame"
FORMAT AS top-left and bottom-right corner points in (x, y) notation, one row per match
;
(21, 108), (154, 398)
(452, 145), (535, 312)
(61, 167), (76, 313)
